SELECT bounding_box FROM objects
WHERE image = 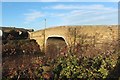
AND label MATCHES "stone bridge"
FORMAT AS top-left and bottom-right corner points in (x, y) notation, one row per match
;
(29, 25), (118, 51)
